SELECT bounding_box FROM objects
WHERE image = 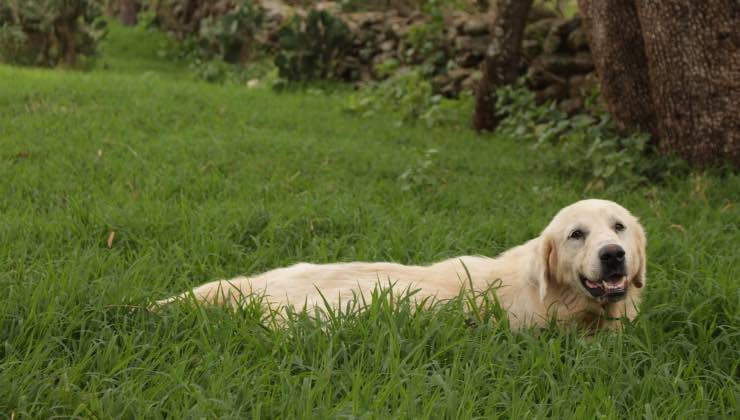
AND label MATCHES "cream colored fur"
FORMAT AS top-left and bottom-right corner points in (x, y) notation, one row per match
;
(155, 199), (646, 330)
